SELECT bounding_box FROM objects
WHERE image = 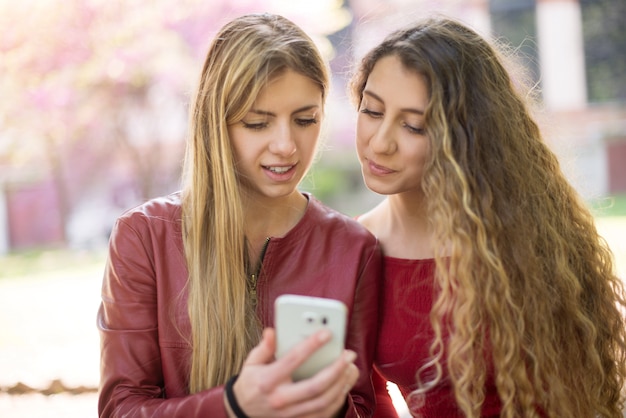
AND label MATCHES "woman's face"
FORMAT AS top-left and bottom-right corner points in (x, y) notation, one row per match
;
(356, 54), (430, 197)
(228, 69), (323, 201)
